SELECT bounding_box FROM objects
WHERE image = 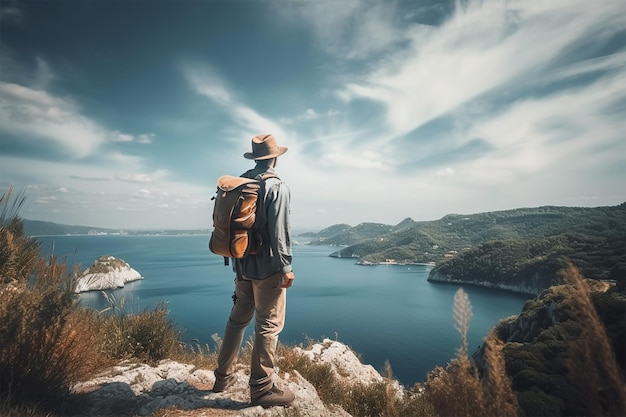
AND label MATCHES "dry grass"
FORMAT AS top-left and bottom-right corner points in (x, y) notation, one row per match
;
(424, 288), (519, 417)
(276, 343), (433, 417)
(0, 188), (40, 286)
(92, 298), (182, 363)
(0, 257), (109, 412)
(173, 338), (219, 371)
(0, 188), (187, 415)
(0, 188), (108, 413)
